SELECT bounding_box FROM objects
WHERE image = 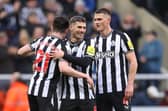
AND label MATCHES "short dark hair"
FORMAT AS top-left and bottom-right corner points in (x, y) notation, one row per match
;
(53, 16), (69, 33)
(69, 16), (86, 24)
(95, 8), (111, 16)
